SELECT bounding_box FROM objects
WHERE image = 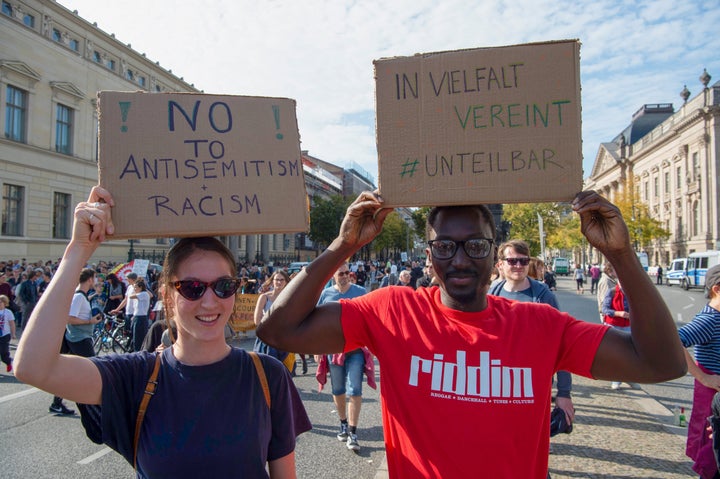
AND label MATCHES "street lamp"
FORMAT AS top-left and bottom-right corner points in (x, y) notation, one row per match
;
(127, 239), (136, 262)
